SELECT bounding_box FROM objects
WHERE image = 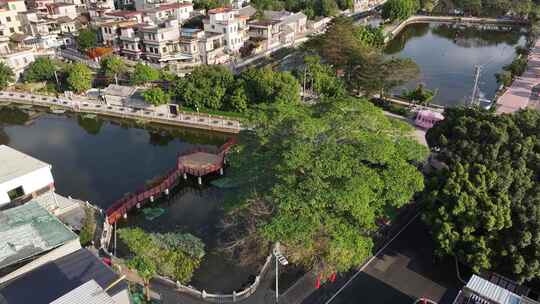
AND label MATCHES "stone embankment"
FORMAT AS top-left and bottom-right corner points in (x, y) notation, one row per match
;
(0, 91), (242, 133)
